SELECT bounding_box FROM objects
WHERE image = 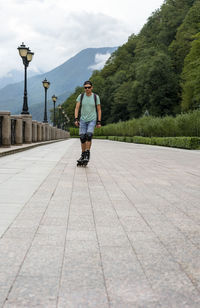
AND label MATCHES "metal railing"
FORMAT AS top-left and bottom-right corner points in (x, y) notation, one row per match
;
(22, 121), (26, 143)
(11, 118), (16, 145)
